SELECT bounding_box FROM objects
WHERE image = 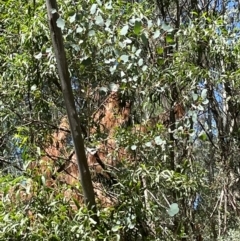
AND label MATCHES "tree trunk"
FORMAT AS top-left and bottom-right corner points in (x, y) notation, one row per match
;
(45, 0), (98, 222)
